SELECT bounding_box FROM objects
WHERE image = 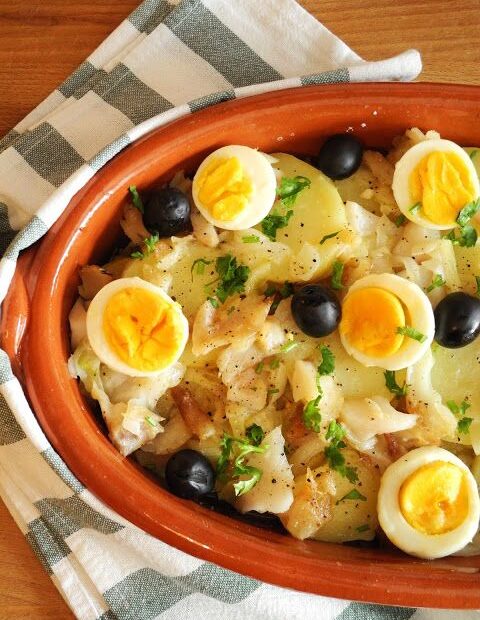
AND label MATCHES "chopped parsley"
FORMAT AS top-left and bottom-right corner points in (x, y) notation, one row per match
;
(443, 200), (480, 248)
(336, 488), (367, 504)
(255, 362), (264, 374)
(280, 340), (298, 353)
(331, 261), (345, 290)
(129, 185), (144, 214)
(457, 198), (480, 227)
(144, 415), (158, 428)
(303, 395), (322, 433)
(264, 281), (294, 314)
(324, 420), (358, 483)
(396, 325), (427, 343)
(191, 257), (212, 277)
(261, 210), (294, 241)
(356, 524), (370, 533)
(207, 296), (219, 308)
(269, 357), (280, 369)
(130, 233), (159, 259)
(260, 175), (310, 240)
(384, 370), (408, 397)
(475, 275), (480, 297)
(207, 254), (250, 305)
(276, 175), (311, 207)
(242, 234), (260, 243)
(216, 433), (267, 497)
(447, 399), (473, 435)
(426, 273), (446, 293)
(318, 345), (335, 376)
(267, 388), (280, 396)
(394, 213), (407, 227)
(320, 230), (341, 245)
(245, 423), (265, 446)
(409, 202), (421, 214)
